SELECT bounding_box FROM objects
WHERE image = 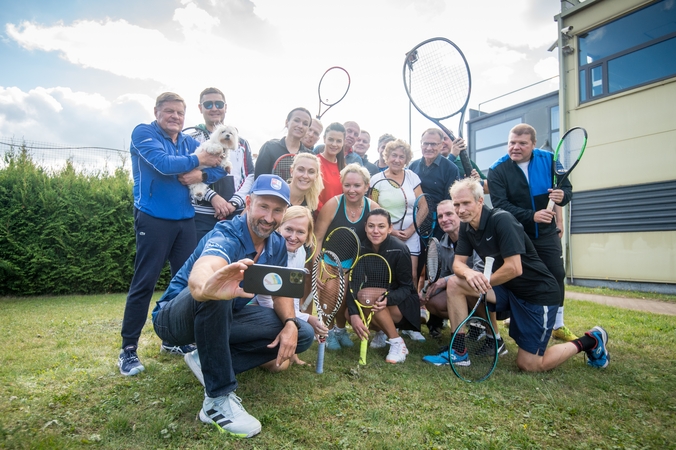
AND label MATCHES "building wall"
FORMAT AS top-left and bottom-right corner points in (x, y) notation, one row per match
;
(558, 0), (676, 289)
